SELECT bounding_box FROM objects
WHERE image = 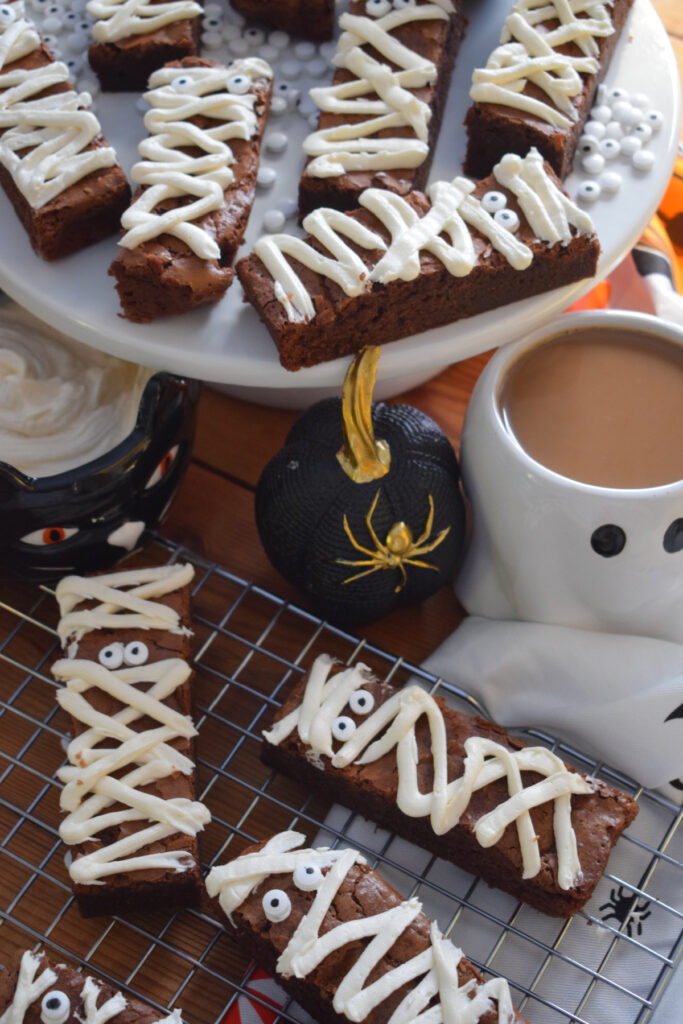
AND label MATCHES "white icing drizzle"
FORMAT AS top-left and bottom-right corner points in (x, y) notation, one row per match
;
(470, 0), (615, 128)
(120, 60), (272, 260)
(254, 148), (594, 324)
(53, 654), (210, 884)
(55, 563), (195, 646)
(86, 0), (201, 45)
(0, 3), (117, 209)
(0, 951), (185, 1024)
(206, 831), (516, 1024)
(304, 1), (455, 178)
(263, 656), (596, 890)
